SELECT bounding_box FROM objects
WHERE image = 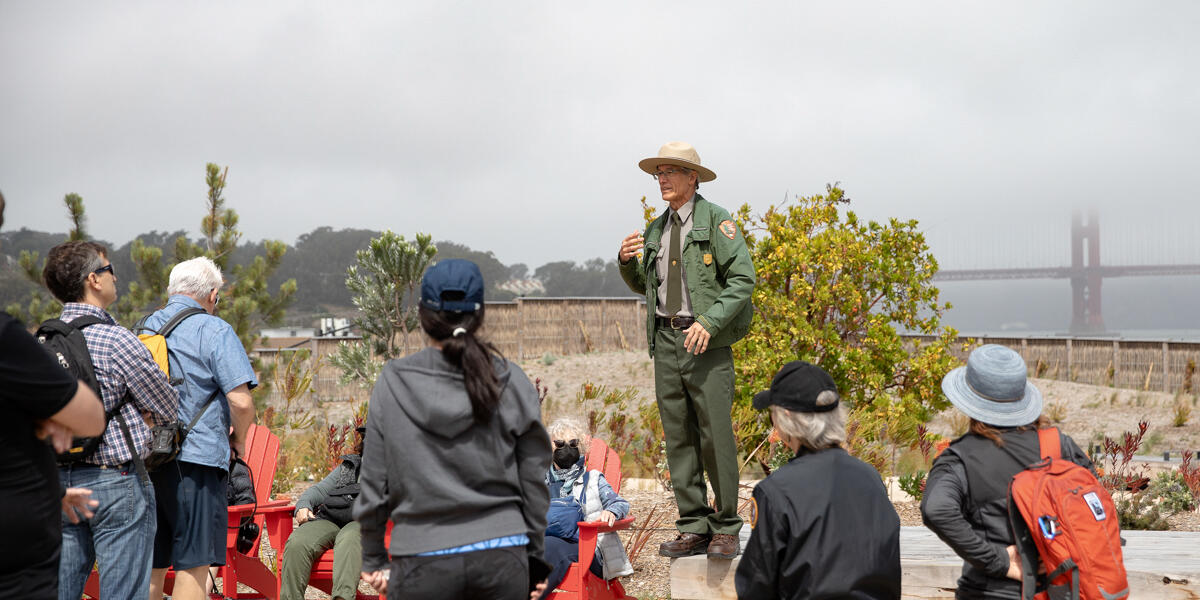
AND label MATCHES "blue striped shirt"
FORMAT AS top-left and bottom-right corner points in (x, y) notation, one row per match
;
(58, 303), (179, 466)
